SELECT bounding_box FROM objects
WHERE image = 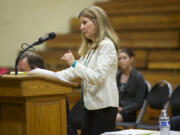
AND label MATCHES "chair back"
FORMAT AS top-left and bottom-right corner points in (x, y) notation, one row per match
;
(138, 80), (172, 127)
(169, 85), (180, 117)
(136, 80), (151, 124)
(147, 80), (172, 110)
